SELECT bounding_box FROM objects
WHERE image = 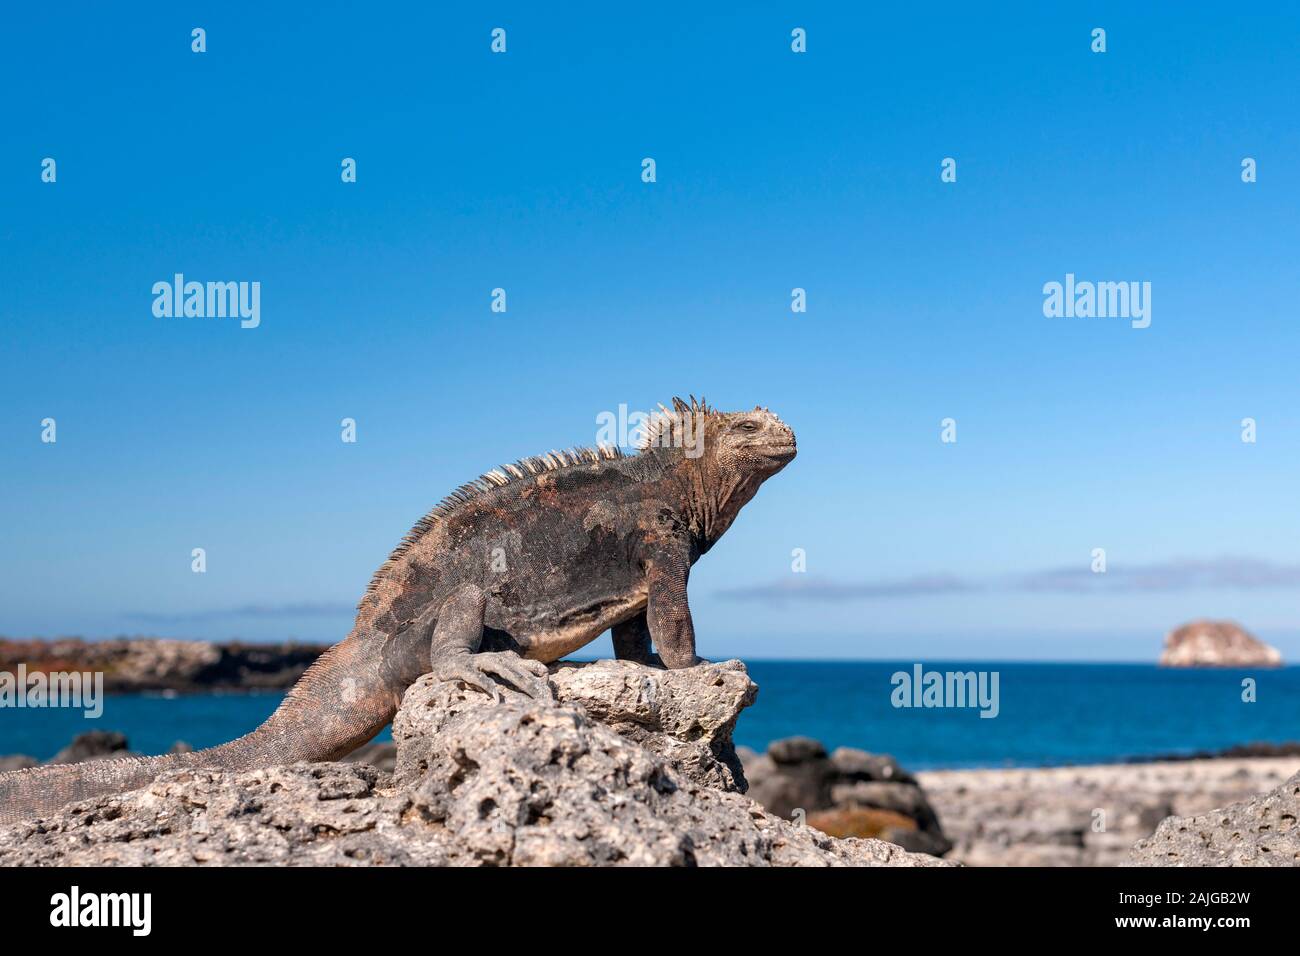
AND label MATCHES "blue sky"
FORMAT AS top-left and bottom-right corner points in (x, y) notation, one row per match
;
(4, 4), (1300, 661)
